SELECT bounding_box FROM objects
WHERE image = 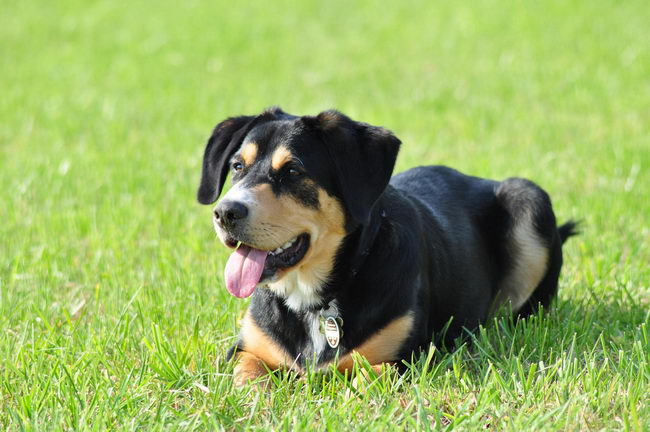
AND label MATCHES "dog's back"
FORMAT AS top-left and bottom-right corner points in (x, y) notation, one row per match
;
(391, 165), (575, 345)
